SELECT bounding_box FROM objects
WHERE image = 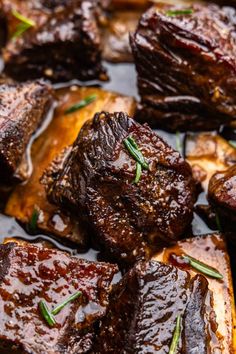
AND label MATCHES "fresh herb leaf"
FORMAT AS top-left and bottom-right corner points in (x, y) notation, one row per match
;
(166, 9), (193, 17)
(215, 212), (222, 232)
(11, 9), (35, 39)
(28, 207), (39, 233)
(124, 136), (149, 170)
(51, 291), (82, 315)
(39, 300), (56, 327)
(175, 131), (182, 154)
(134, 162), (142, 184)
(183, 254), (223, 279)
(169, 315), (182, 354)
(65, 94), (97, 114)
(229, 140), (236, 148)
